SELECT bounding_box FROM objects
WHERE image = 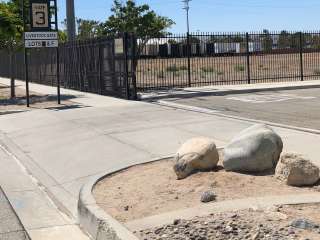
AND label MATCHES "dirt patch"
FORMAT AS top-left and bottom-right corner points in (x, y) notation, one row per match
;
(93, 158), (319, 223)
(0, 83), (80, 114)
(137, 203), (320, 240)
